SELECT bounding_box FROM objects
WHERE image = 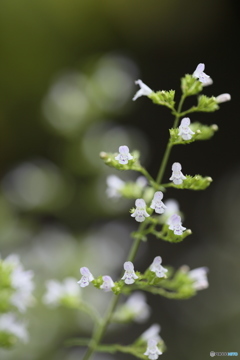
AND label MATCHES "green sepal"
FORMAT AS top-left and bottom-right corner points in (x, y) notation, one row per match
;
(196, 95), (219, 112)
(165, 175), (213, 190)
(169, 122), (218, 145)
(92, 276), (124, 295)
(153, 224), (192, 243)
(181, 74), (203, 96)
(148, 90), (175, 110)
(100, 150), (140, 171)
